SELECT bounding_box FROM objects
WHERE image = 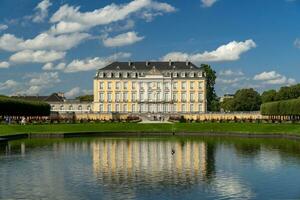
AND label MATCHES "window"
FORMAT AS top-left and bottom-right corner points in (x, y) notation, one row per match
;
(157, 92), (161, 101)
(123, 92), (128, 101)
(139, 82), (144, 90)
(123, 104), (127, 112)
(115, 104), (120, 112)
(190, 81), (194, 89)
(199, 104), (203, 112)
(132, 104), (135, 112)
(108, 93), (112, 102)
(108, 82), (112, 89)
(107, 104), (111, 112)
(198, 93), (203, 101)
(116, 82), (121, 89)
(173, 72), (177, 77)
(100, 82), (104, 90)
(173, 93), (177, 101)
(182, 104), (186, 112)
(140, 92), (144, 101)
(181, 72), (185, 77)
(198, 82), (203, 89)
(190, 72), (194, 77)
(164, 93), (169, 101)
(182, 81), (186, 90)
(173, 104), (176, 112)
(132, 93), (136, 101)
(116, 93), (121, 101)
(124, 82), (128, 90)
(60, 105), (64, 111)
(164, 82), (169, 90)
(132, 82), (136, 90)
(100, 93), (104, 101)
(181, 93), (186, 101)
(190, 104), (194, 112)
(190, 93), (194, 102)
(69, 105), (73, 110)
(78, 105), (82, 110)
(100, 104), (103, 112)
(173, 82), (178, 89)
